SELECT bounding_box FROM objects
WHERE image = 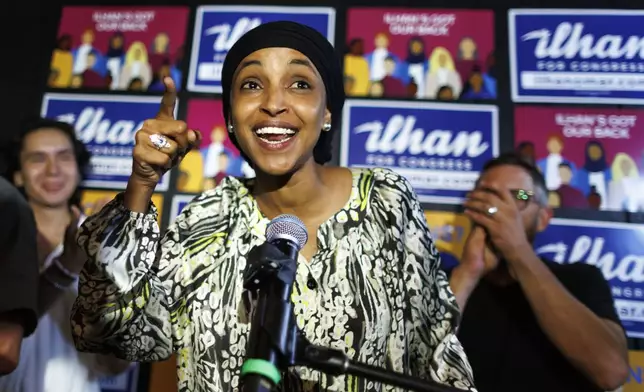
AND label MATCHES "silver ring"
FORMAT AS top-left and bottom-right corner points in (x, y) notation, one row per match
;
(487, 206), (498, 216)
(149, 134), (171, 150)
